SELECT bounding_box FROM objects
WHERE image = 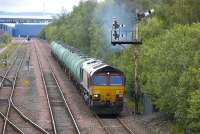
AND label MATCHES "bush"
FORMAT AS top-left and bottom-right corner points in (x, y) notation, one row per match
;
(0, 33), (11, 44)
